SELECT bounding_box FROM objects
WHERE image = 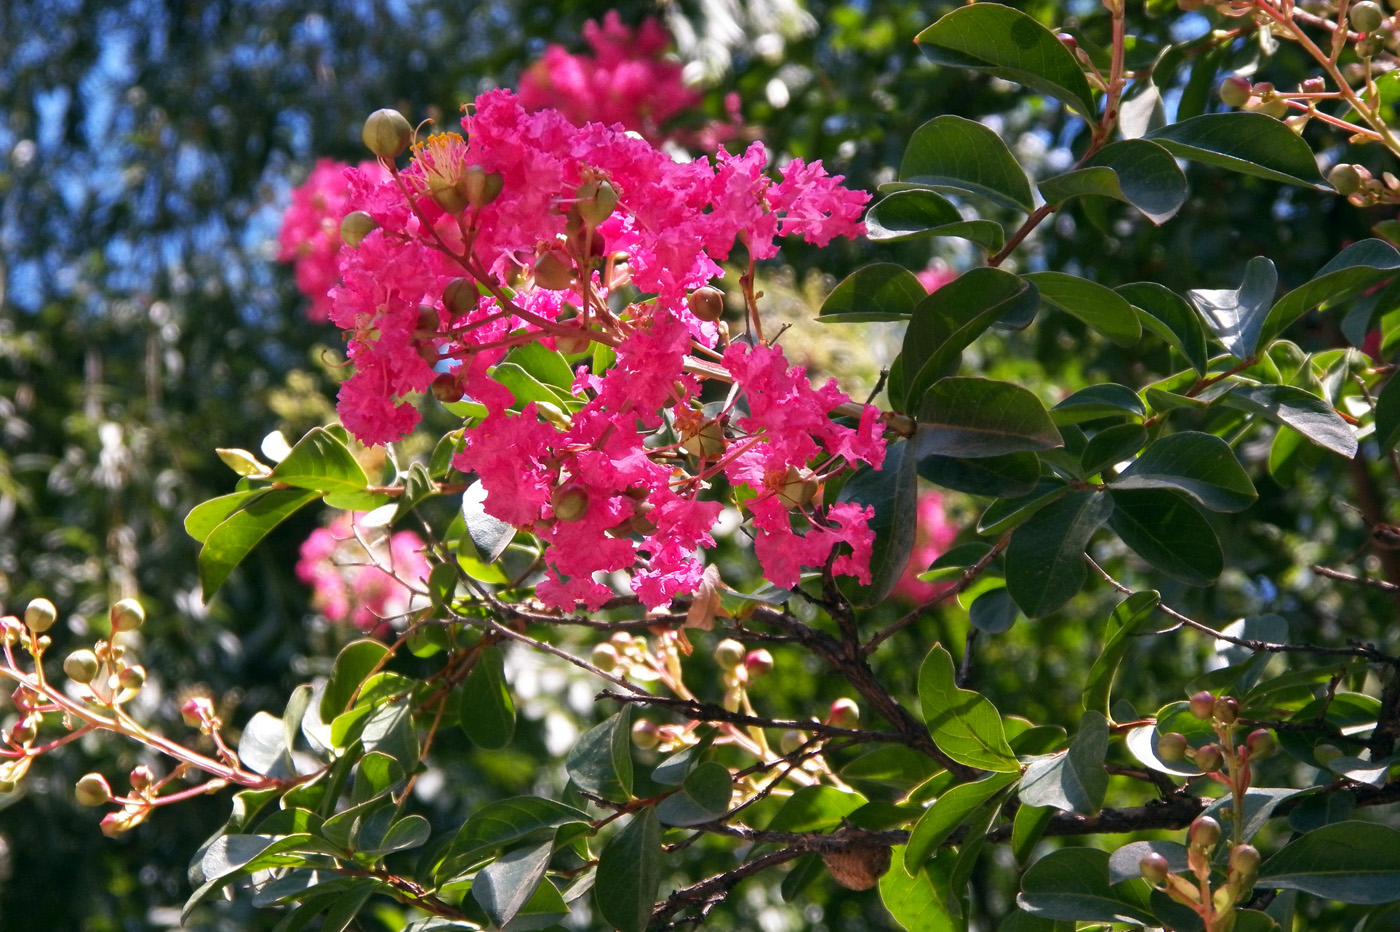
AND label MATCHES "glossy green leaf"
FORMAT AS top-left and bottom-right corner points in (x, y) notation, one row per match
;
(438, 797), (590, 881)
(491, 362), (570, 411)
(651, 728), (718, 786)
(1107, 840), (1188, 884)
(1017, 847), (1156, 924)
(881, 848), (966, 932)
(969, 587), (1017, 634)
(1024, 272), (1141, 346)
(915, 4), (1096, 119)
(1082, 591), (1161, 717)
(840, 746), (943, 788)
(918, 451), (1040, 498)
(1375, 373), (1400, 452)
(977, 479), (1069, 535)
(655, 761), (733, 827)
(321, 640), (391, 720)
(1201, 787), (1302, 843)
(1110, 431), (1256, 512)
(820, 263), (928, 322)
(1018, 711), (1108, 814)
(916, 378), (1063, 459)
(461, 479), (516, 563)
(238, 711), (295, 778)
(1222, 383), (1357, 458)
(1145, 112), (1330, 189)
(1107, 488), (1223, 585)
(865, 190), (1005, 252)
(1080, 423), (1148, 477)
(765, 785), (867, 833)
(780, 854), (823, 903)
(1050, 384), (1145, 425)
(504, 880), (570, 932)
(1188, 256), (1277, 359)
(891, 115), (1034, 212)
(837, 438), (920, 607)
(566, 709), (633, 802)
(904, 771), (1019, 872)
(1258, 822), (1400, 903)
(595, 809), (661, 932)
(360, 701), (418, 765)
(351, 752), (404, 806)
(359, 813), (430, 858)
(1120, 281), (1209, 374)
(269, 427), (369, 495)
(919, 643), (1019, 772)
(460, 645), (515, 750)
(1011, 804), (1055, 867)
(473, 838), (553, 929)
(505, 341), (575, 391)
(1260, 239), (1400, 347)
(1037, 139), (1186, 224)
(185, 490), (264, 543)
(1005, 490), (1114, 617)
(198, 488), (320, 598)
